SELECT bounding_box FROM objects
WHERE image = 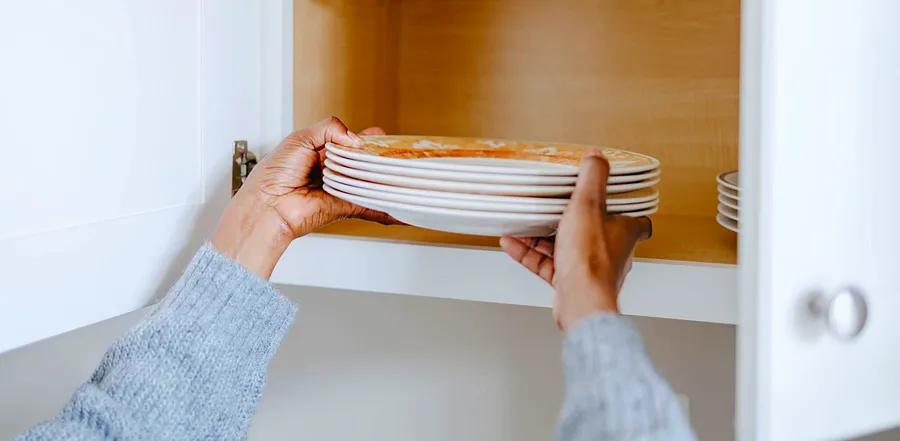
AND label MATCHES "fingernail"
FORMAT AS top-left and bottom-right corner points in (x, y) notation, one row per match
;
(499, 237), (511, 248)
(347, 130), (363, 146)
